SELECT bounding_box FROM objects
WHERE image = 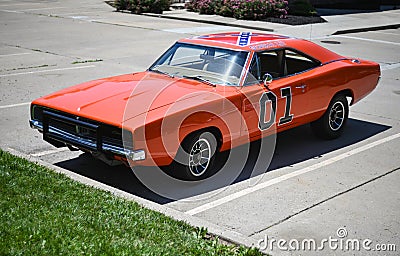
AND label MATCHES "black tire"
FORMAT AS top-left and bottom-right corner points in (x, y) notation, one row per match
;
(311, 94), (349, 140)
(173, 131), (219, 181)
